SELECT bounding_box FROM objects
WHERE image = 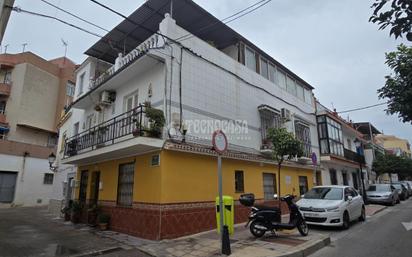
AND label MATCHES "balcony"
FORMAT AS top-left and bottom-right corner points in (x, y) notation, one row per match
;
(0, 82), (11, 96)
(343, 148), (365, 164)
(62, 105), (164, 165)
(0, 110), (7, 125)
